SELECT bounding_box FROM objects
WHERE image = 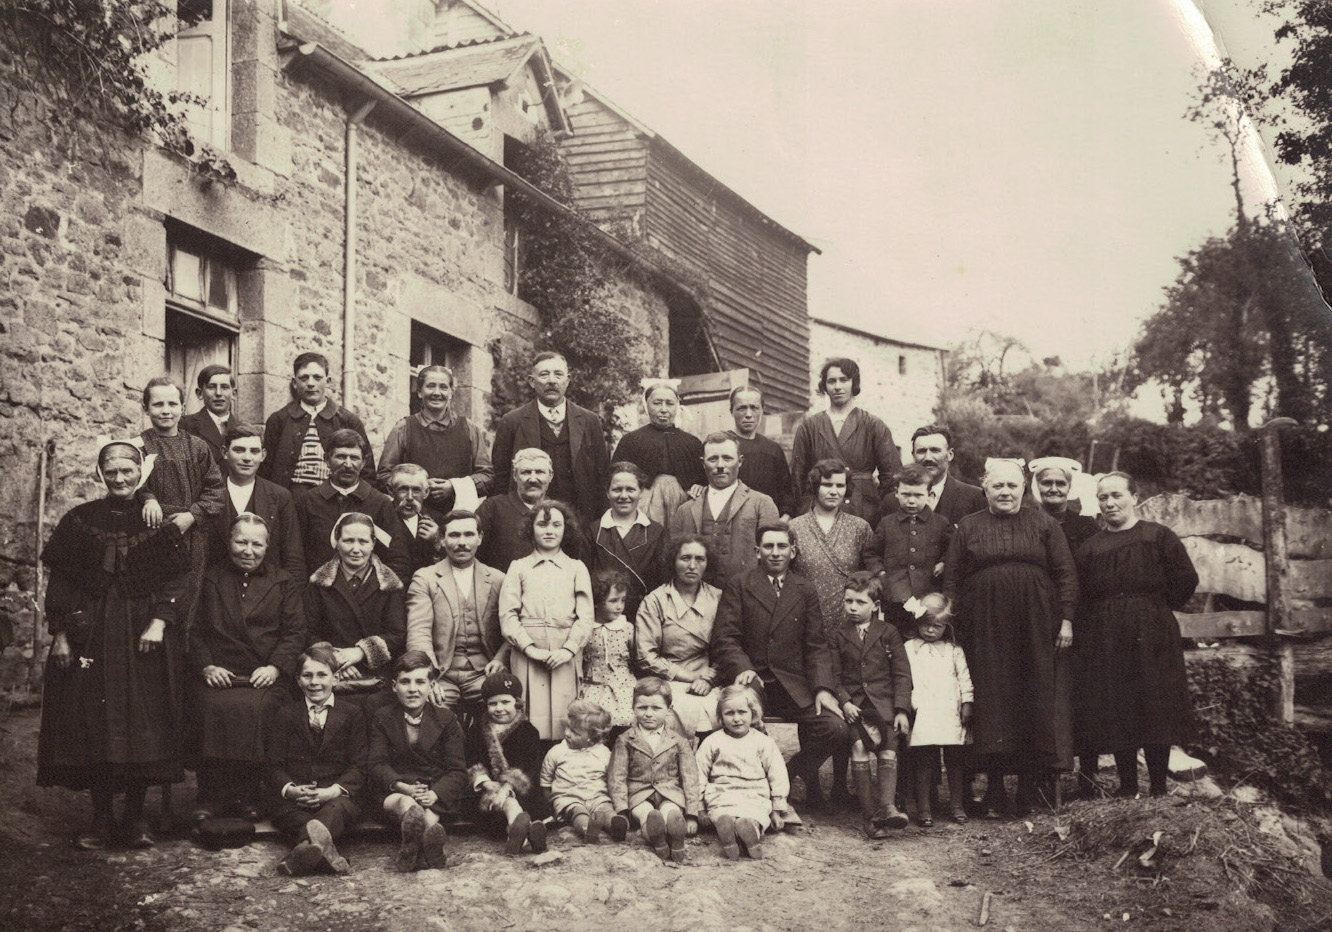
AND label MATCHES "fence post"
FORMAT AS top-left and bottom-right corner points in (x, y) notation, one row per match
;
(1258, 417), (1296, 724)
